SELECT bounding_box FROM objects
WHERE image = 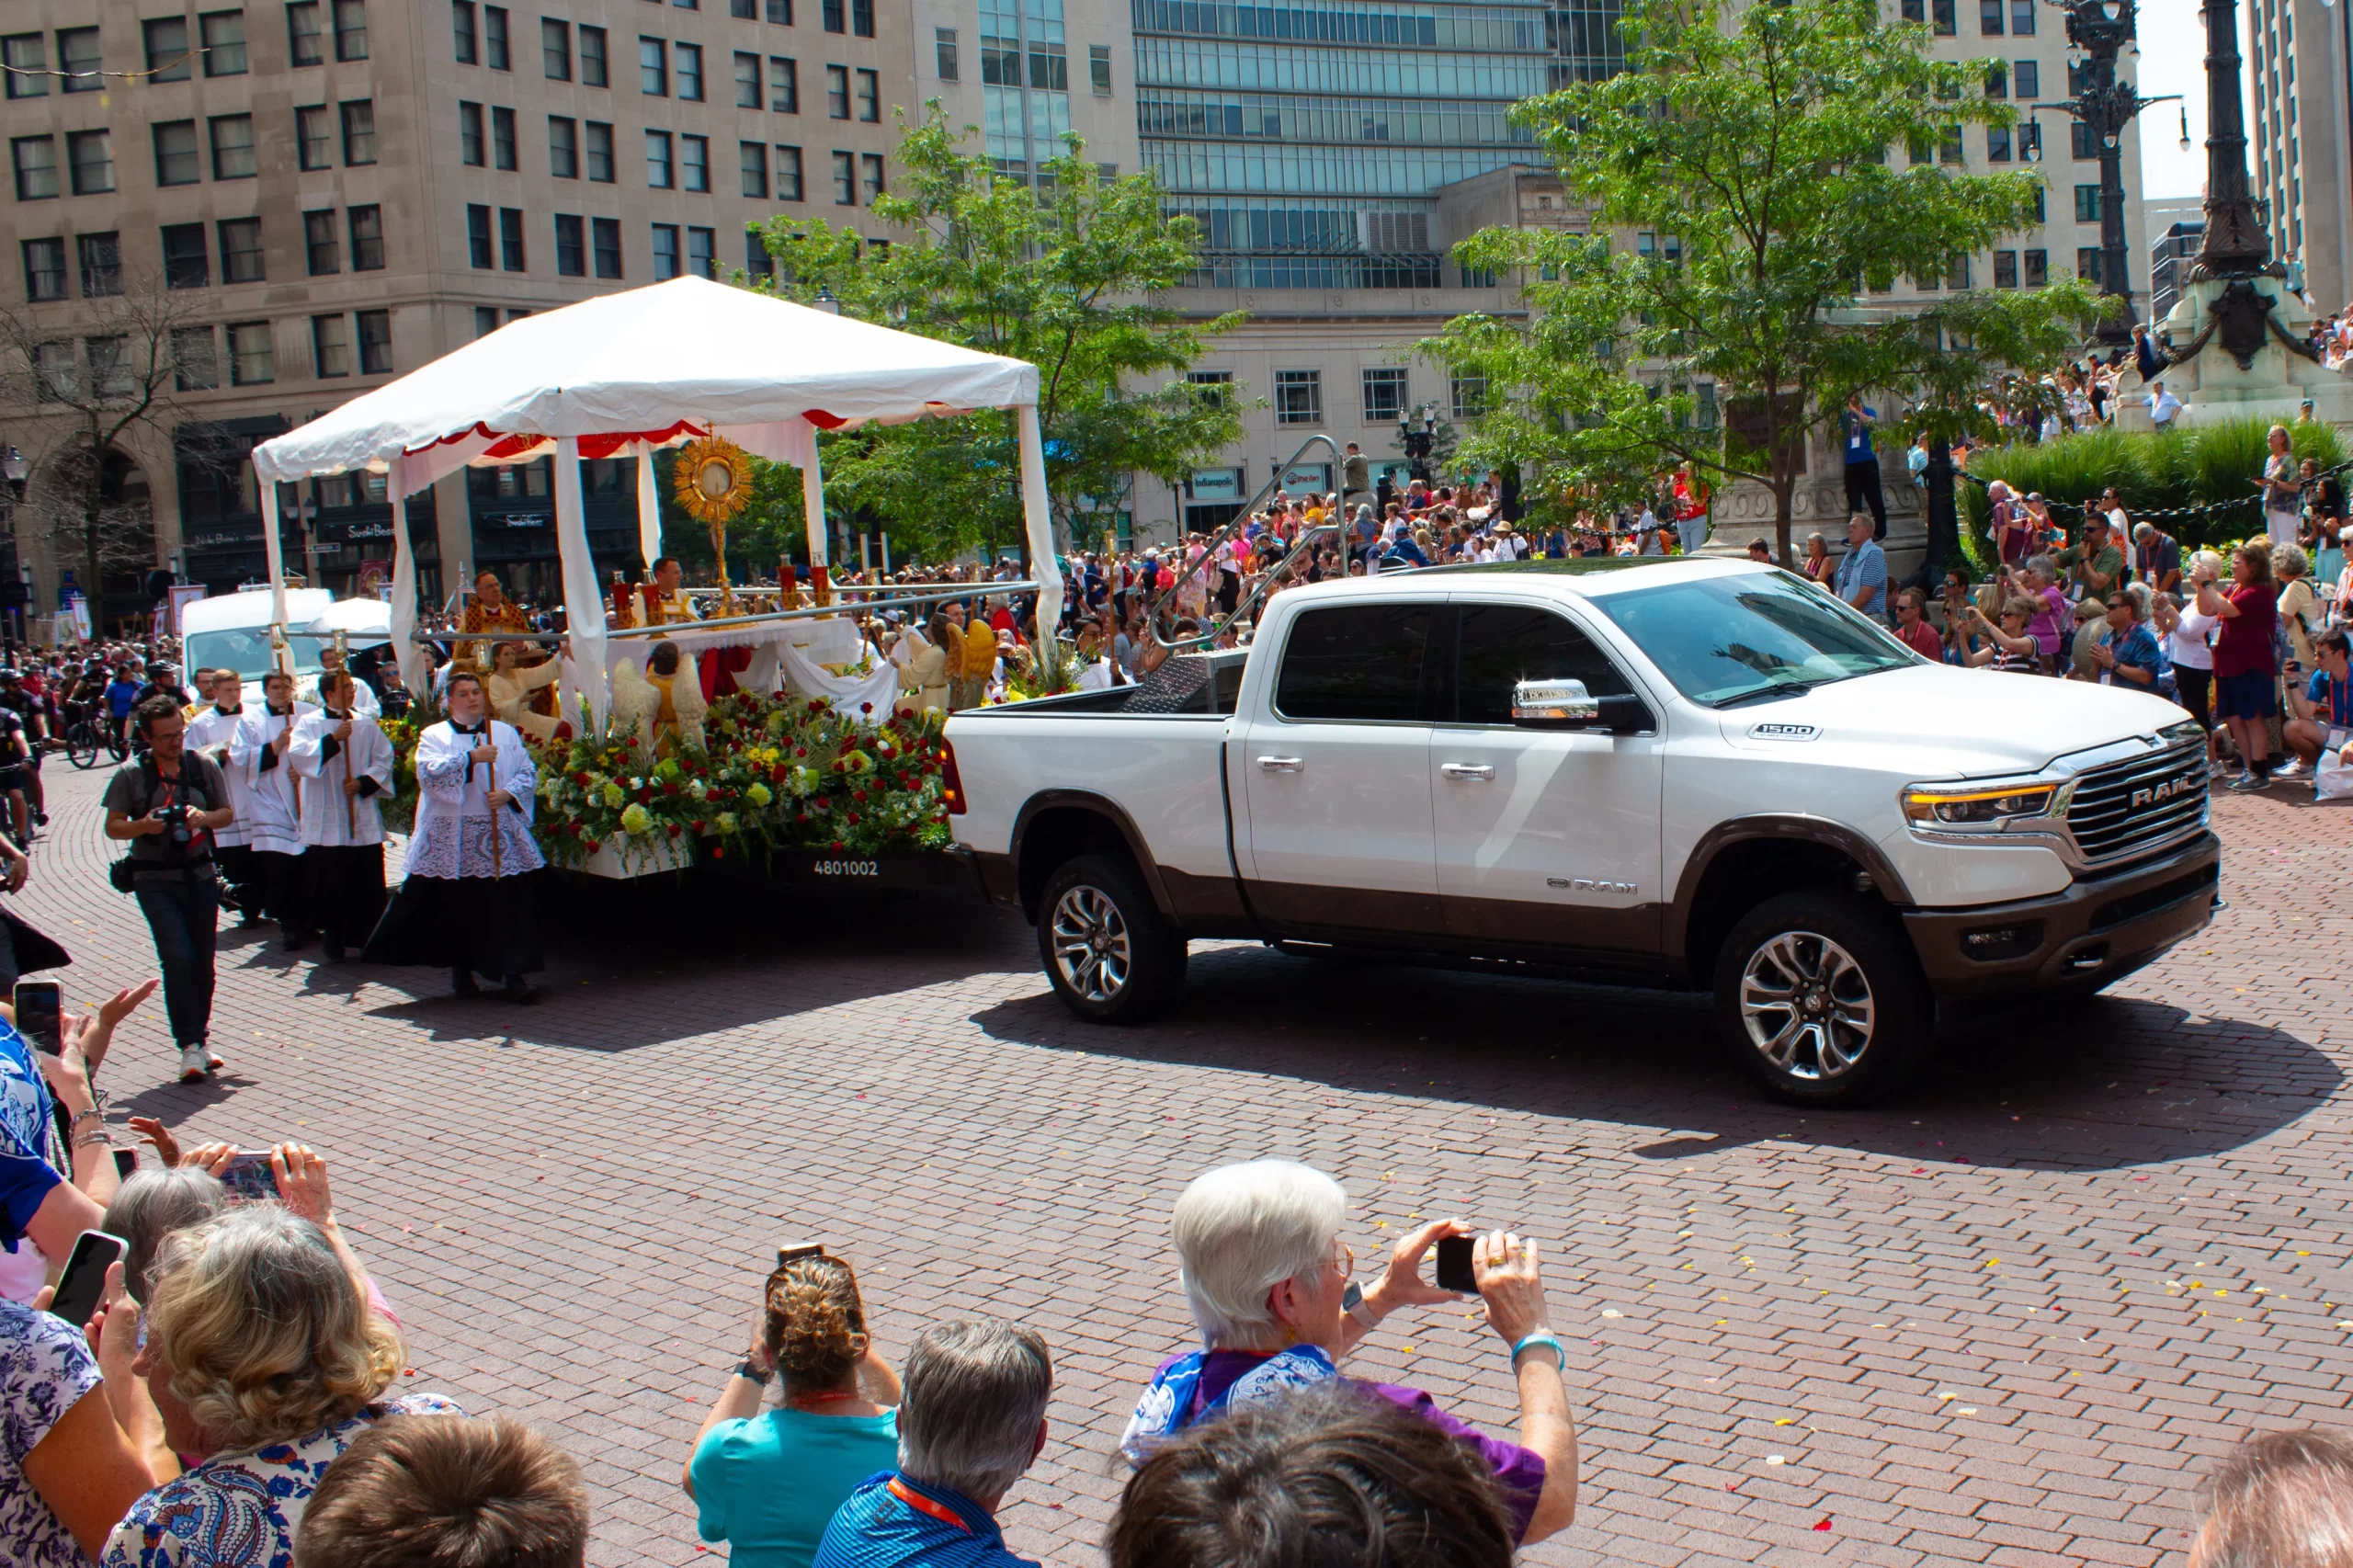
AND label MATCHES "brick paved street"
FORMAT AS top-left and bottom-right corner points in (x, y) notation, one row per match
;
(24, 758), (2353, 1568)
